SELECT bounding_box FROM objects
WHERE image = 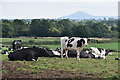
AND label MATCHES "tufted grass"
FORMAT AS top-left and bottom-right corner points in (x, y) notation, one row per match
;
(1, 52), (119, 78)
